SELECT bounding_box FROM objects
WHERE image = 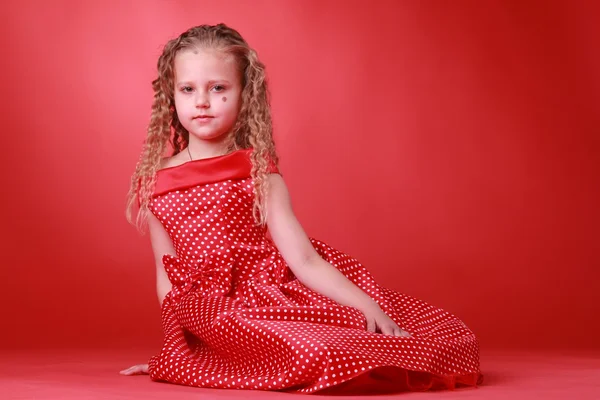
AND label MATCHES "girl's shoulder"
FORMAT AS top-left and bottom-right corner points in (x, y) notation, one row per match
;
(158, 153), (188, 171)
